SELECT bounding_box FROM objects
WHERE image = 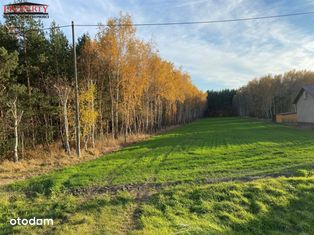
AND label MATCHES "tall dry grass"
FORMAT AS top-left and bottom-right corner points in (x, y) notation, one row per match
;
(0, 133), (151, 186)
